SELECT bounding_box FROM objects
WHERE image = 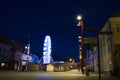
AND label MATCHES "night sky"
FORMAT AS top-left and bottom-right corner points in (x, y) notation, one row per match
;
(0, 0), (120, 61)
